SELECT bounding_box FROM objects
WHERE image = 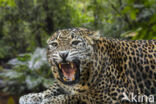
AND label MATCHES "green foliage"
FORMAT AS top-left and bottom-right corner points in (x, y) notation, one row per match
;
(0, 0), (73, 59)
(0, 0), (155, 59)
(0, 48), (53, 94)
(0, 0), (16, 7)
(119, 0), (156, 39)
